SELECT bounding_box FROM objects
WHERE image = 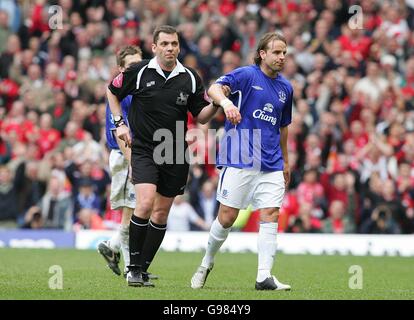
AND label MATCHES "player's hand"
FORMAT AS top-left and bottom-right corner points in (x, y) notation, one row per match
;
(116, 124), (132, 148)
(283, 165), (290, 189)
(223, 104), (241, 125)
